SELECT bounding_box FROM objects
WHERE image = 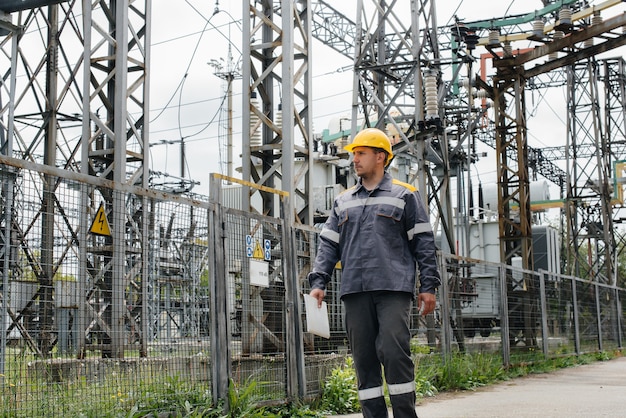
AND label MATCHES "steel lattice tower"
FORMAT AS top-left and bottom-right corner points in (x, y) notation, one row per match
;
(241, 0), (314, 225)
(0, 0), (151, 358)
(565, 58), (626, 286)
